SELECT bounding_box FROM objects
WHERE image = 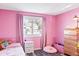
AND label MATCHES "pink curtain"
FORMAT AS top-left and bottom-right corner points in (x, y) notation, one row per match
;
(43, 18), (47, 47)
(16, 14), (23, 45)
